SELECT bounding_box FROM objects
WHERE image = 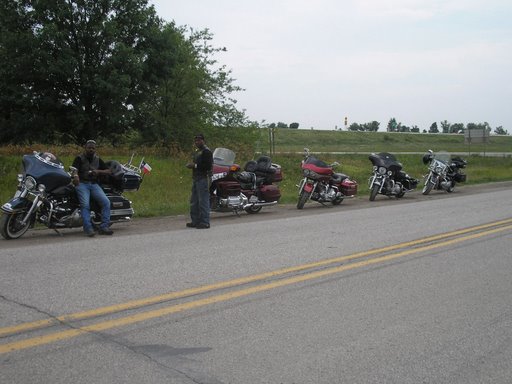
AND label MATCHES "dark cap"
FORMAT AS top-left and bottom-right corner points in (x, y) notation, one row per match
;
(194, 134), (205, 140)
